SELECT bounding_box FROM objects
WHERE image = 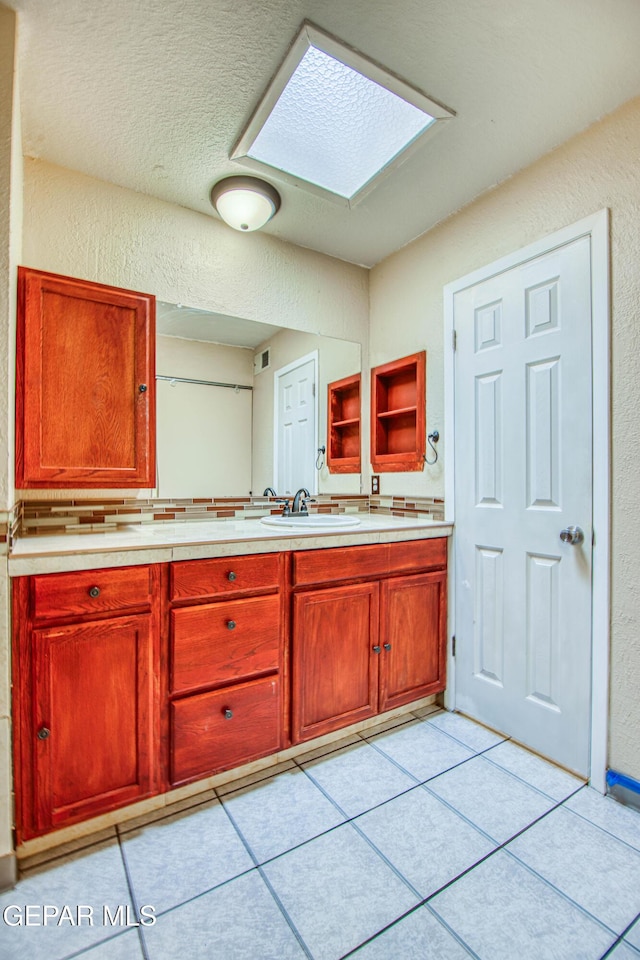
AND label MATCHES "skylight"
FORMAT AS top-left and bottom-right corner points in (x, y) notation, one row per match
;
(231, 23), (454, 204)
